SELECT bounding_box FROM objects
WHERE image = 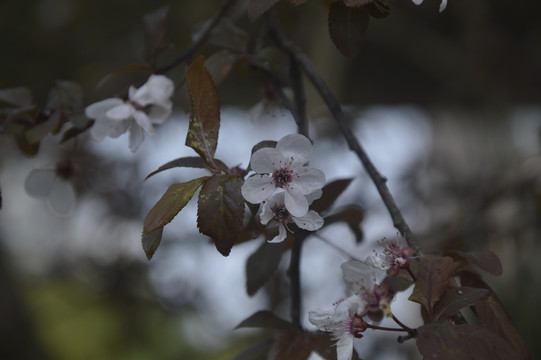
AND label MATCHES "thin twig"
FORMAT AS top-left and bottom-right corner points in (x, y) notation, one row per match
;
(156, 0), (237, 74)
(266, 17), (423, 257)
